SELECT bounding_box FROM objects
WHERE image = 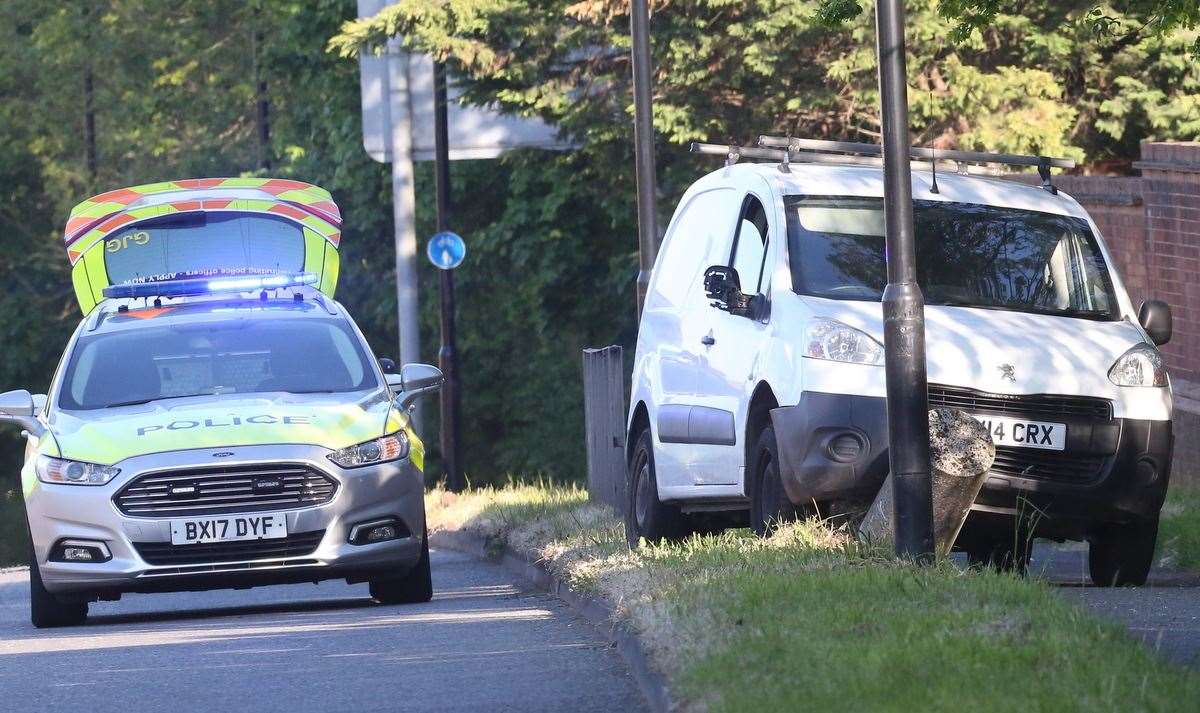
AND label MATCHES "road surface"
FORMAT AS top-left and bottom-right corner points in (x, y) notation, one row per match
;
(0, 549), (647, 713)
(1031, 543), (1200, 669)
